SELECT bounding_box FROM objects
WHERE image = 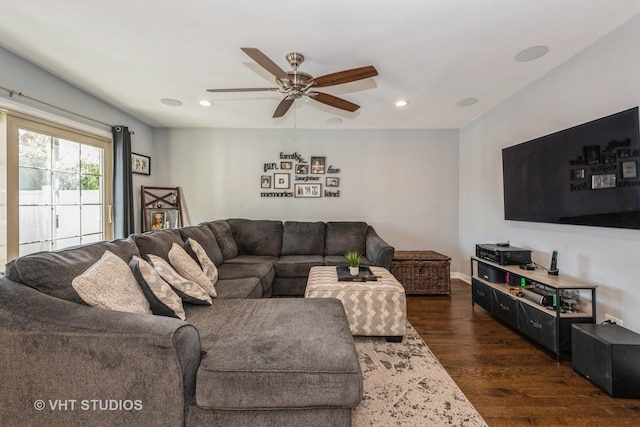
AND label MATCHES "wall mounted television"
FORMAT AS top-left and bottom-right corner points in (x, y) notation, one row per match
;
(502, 107), (640, 230)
